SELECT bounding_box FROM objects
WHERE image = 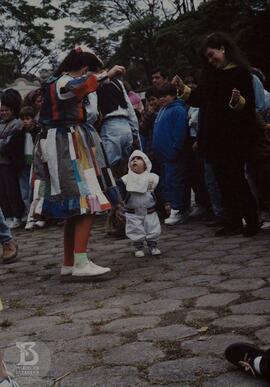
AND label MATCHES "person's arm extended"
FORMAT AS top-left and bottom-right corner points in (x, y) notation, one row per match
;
(172, 75), (202, 107)
(60, 65), (126, 101)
